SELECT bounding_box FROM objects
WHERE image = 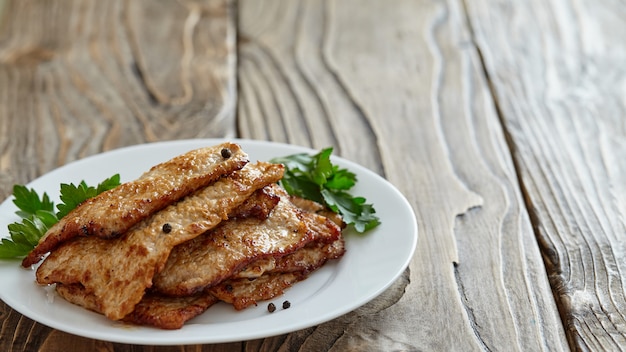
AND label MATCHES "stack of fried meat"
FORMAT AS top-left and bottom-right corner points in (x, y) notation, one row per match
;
(22, 142), (345, 329)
